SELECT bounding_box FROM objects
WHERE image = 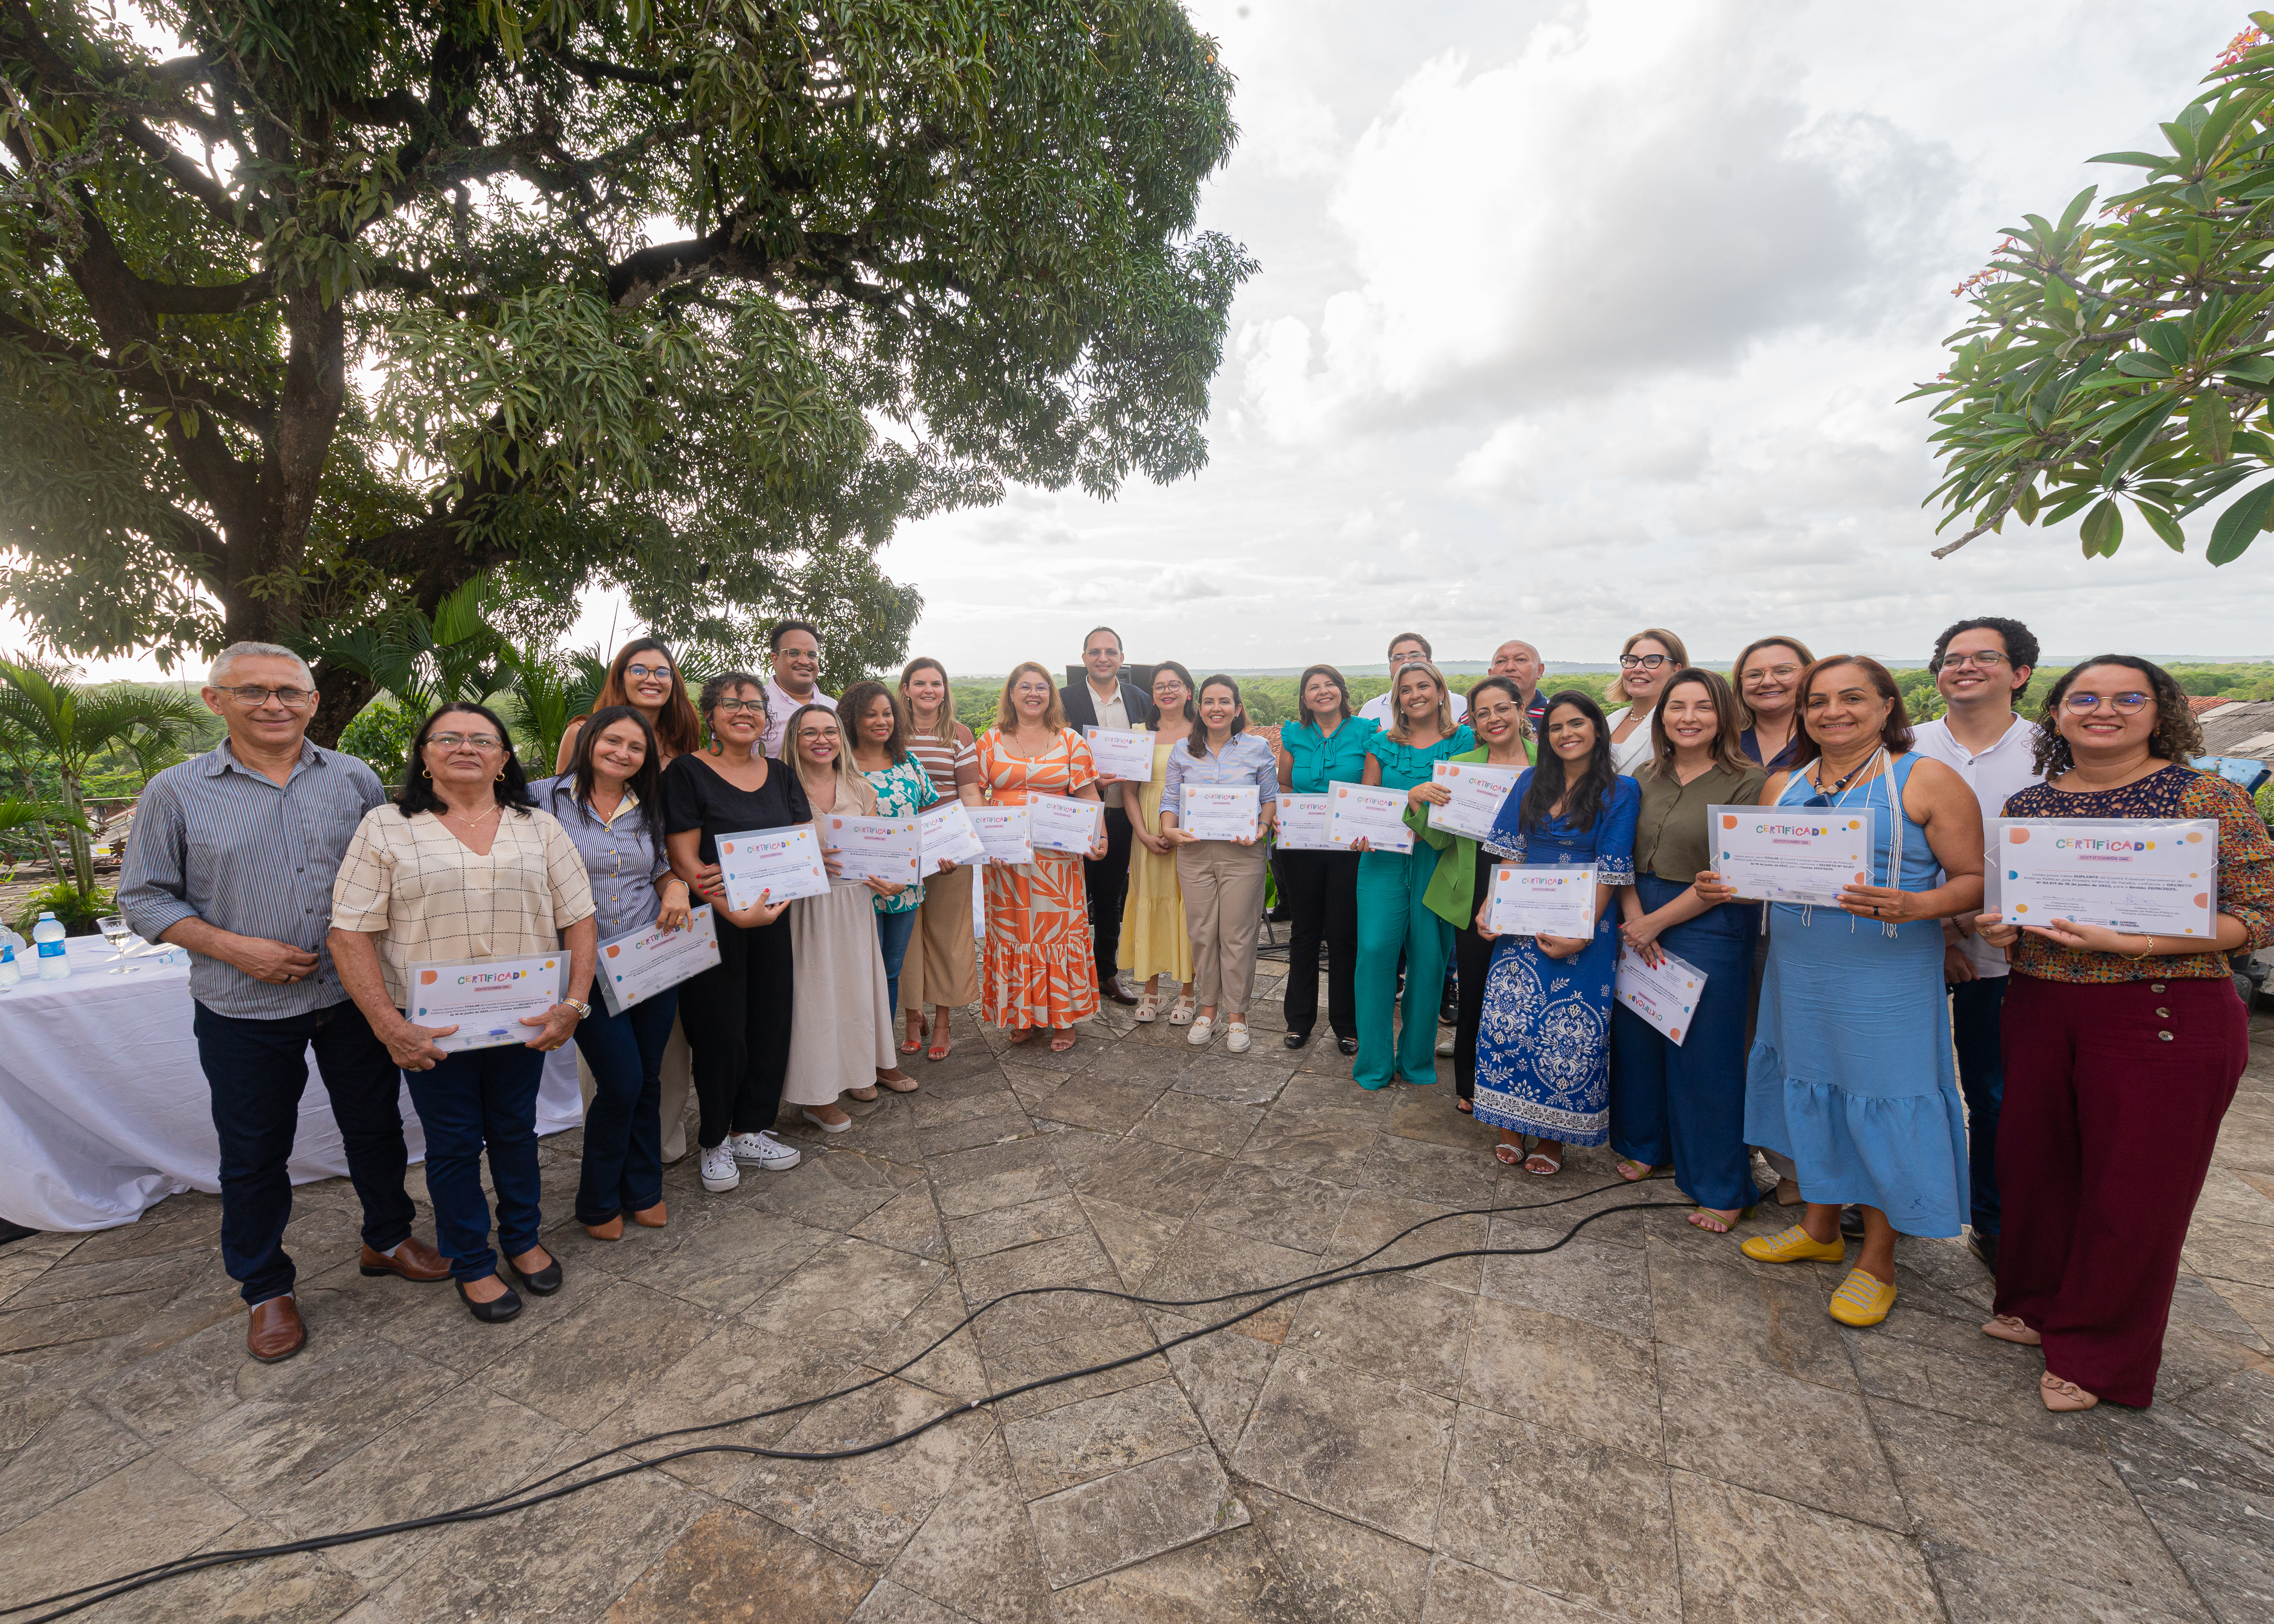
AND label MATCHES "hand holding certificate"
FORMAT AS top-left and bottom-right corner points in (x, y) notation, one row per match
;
(919, 801), (987, 867)
(1709, 805), (1869, 906)
(1327, 782), (1413, 854)
(409, 953), (568, 1053)
(969, 805), (1034, 865)
(821, 813), (920, 885)
(1484, 865), (1599, 940)
(597, 906), (721, 1015)
(1029, 794), (1106, 855)
(1996, 817), (2218, 939)
(1275, 793), (1332, 851)
(1084, 726), (1155, 781)
(1427, 761), (1521, 841)
(1181, 784), (1259, 842)
(716, 824), (829, 913)
(1615, 944), (1704, 1045)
